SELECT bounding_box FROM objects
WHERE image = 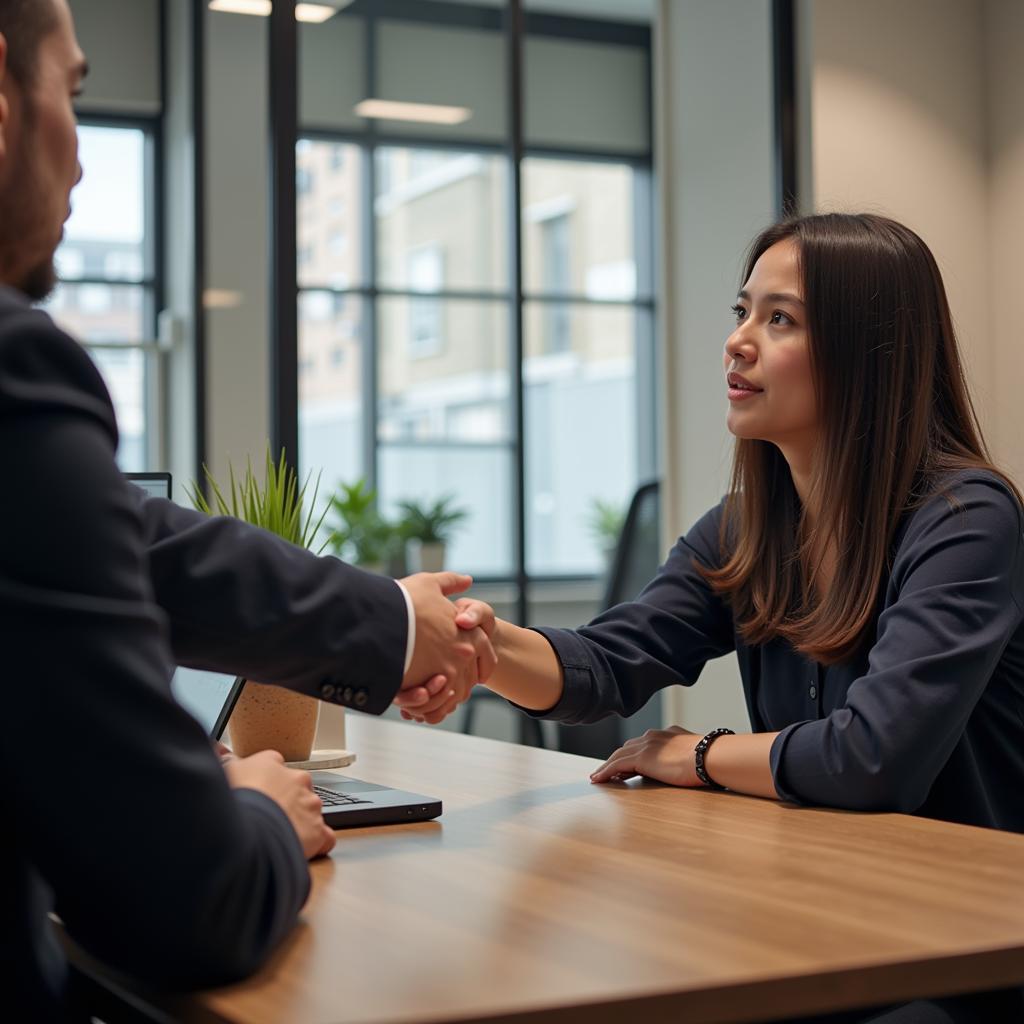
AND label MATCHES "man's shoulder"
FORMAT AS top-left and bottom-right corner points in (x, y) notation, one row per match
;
(0, 285), (117, 442)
